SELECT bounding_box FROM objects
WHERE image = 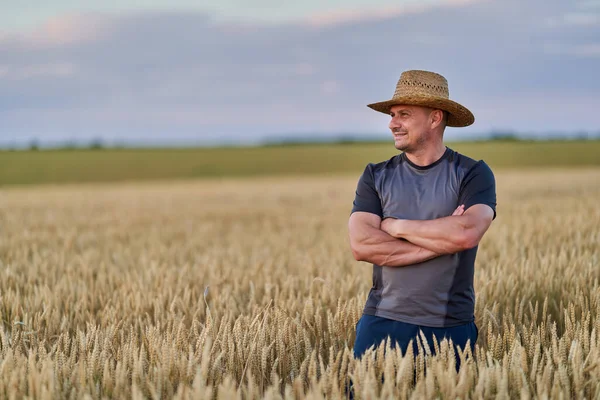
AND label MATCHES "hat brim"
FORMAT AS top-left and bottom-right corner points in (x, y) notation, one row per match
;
(367, 95), (474, 127)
